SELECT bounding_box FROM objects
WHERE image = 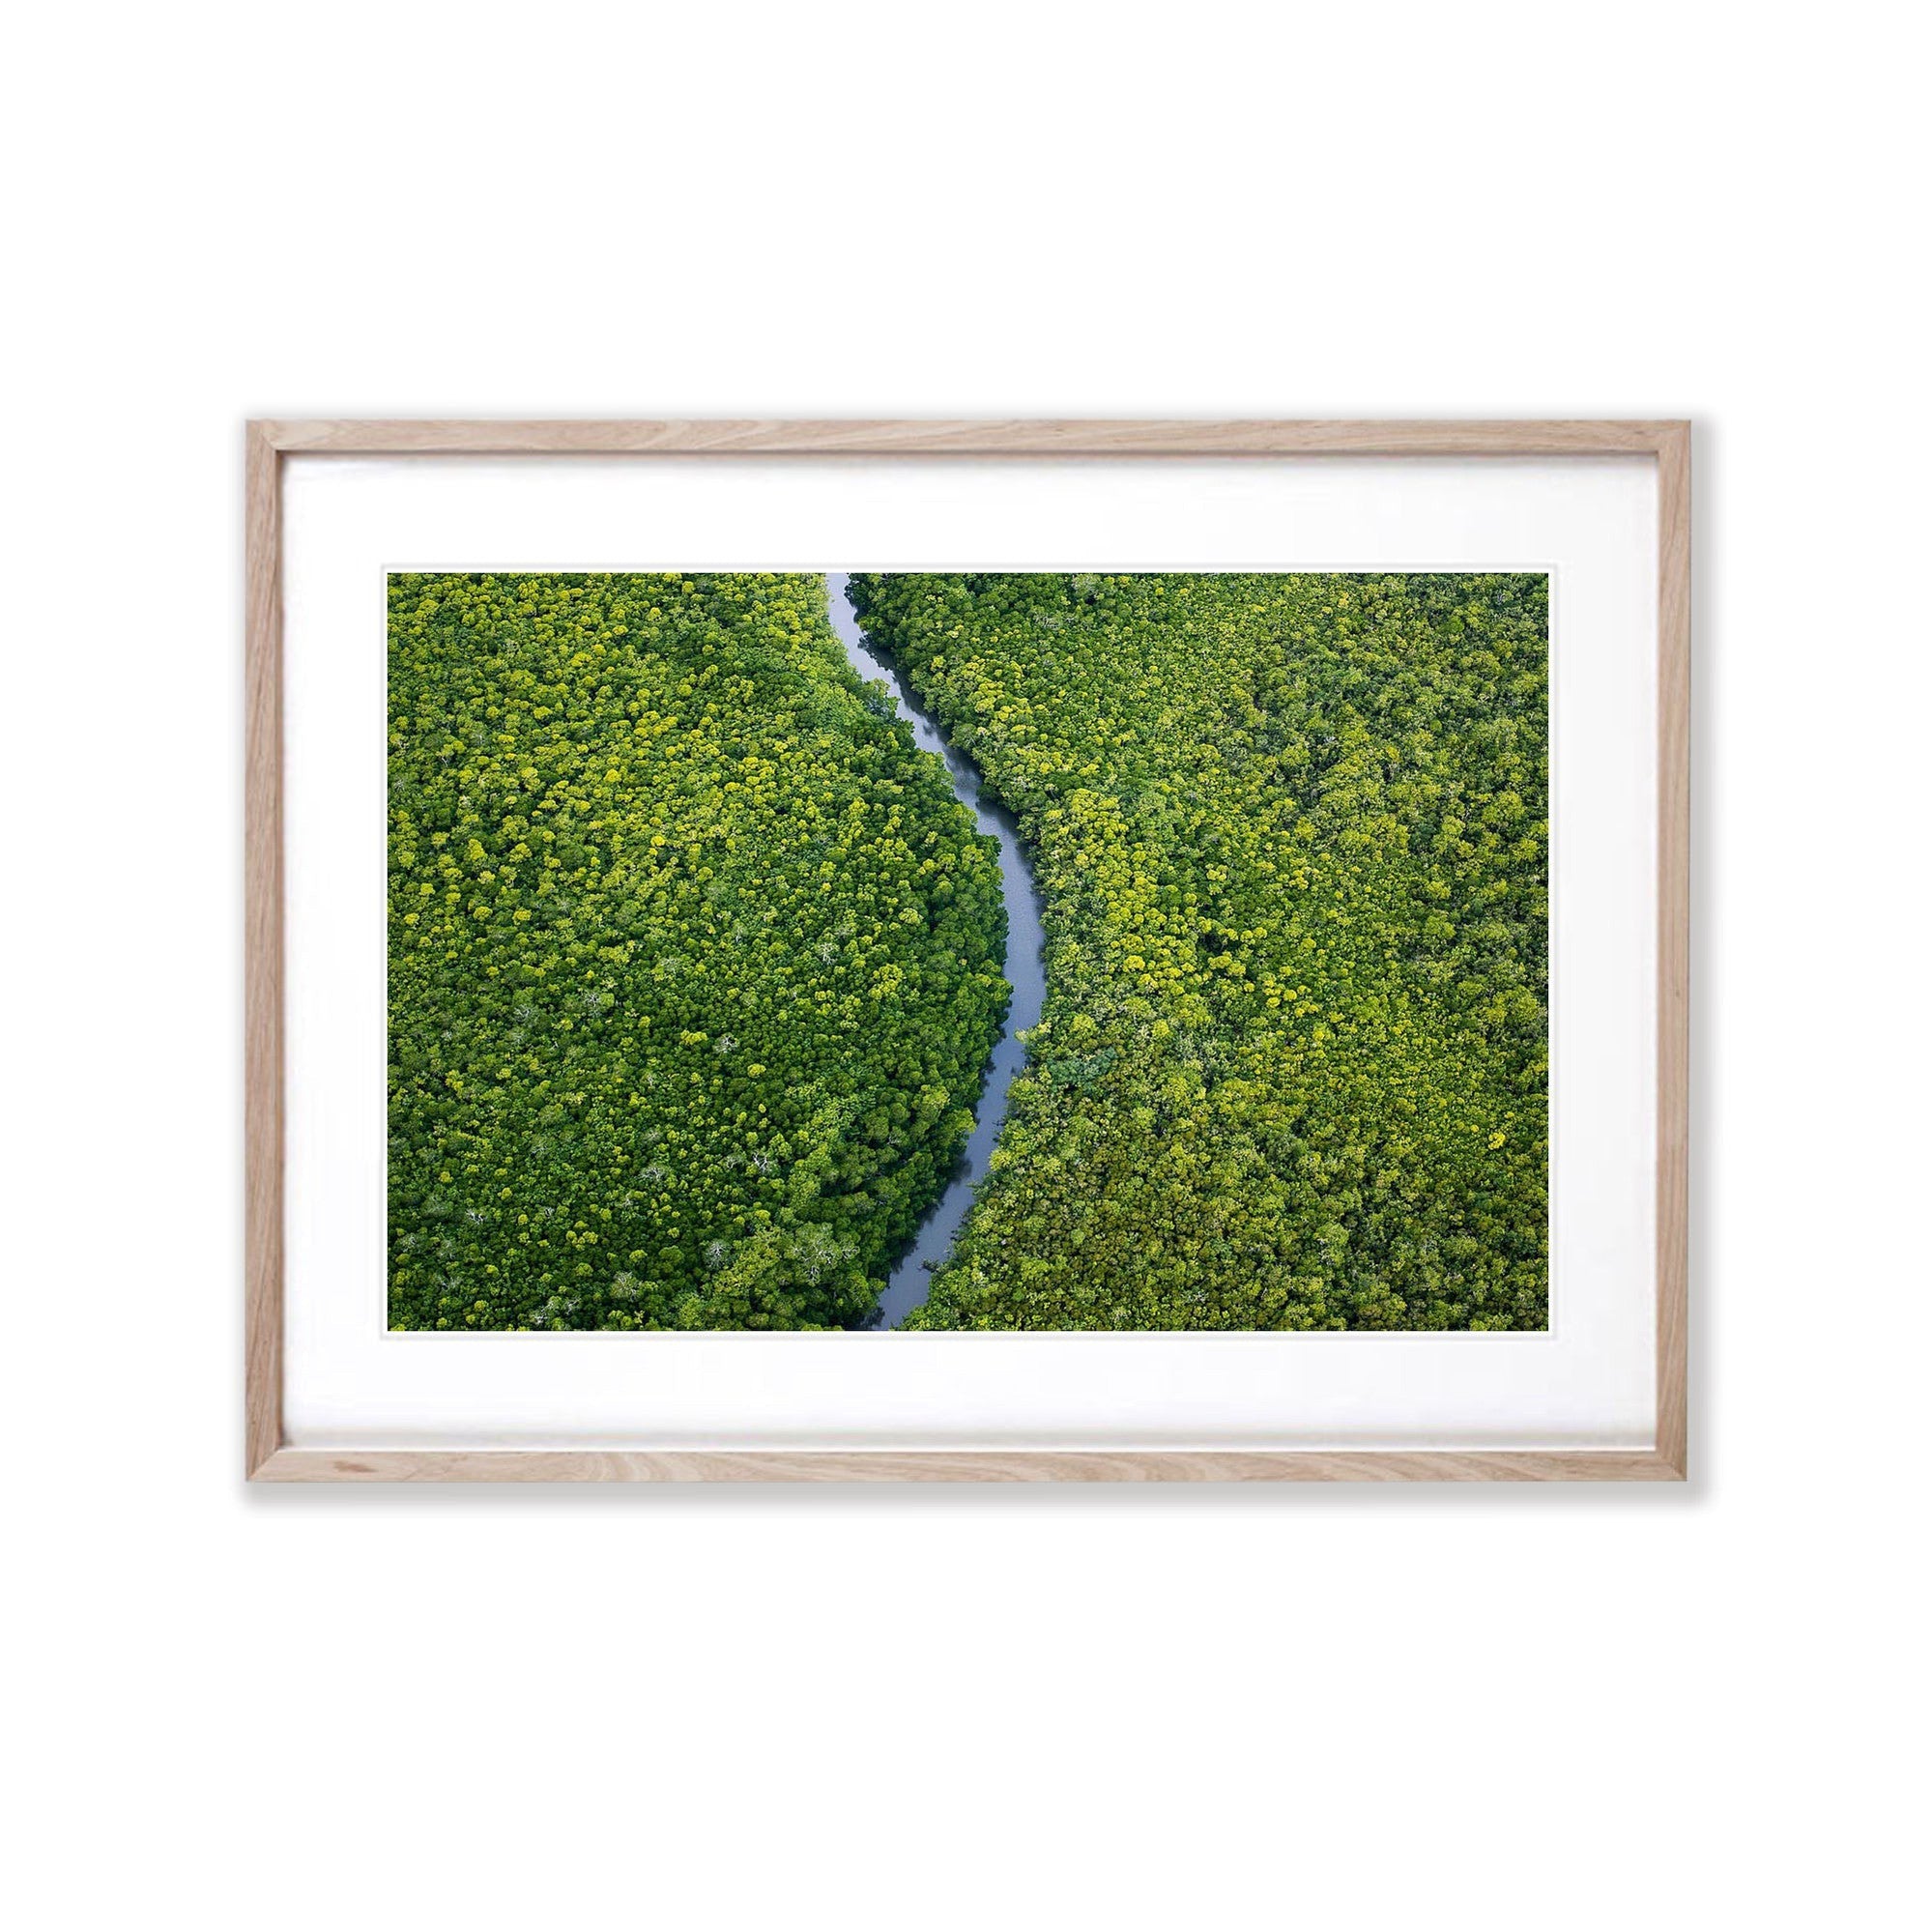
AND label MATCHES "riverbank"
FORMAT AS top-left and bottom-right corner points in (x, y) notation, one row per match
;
(824, 572), (1047, 1327)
